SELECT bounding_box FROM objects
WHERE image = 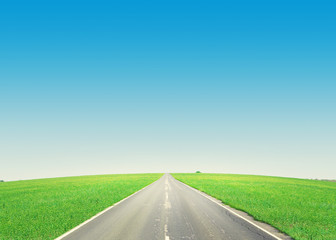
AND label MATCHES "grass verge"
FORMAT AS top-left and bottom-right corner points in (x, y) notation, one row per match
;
(0, 173), (162, 240)
(172, 173), (336, 240)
